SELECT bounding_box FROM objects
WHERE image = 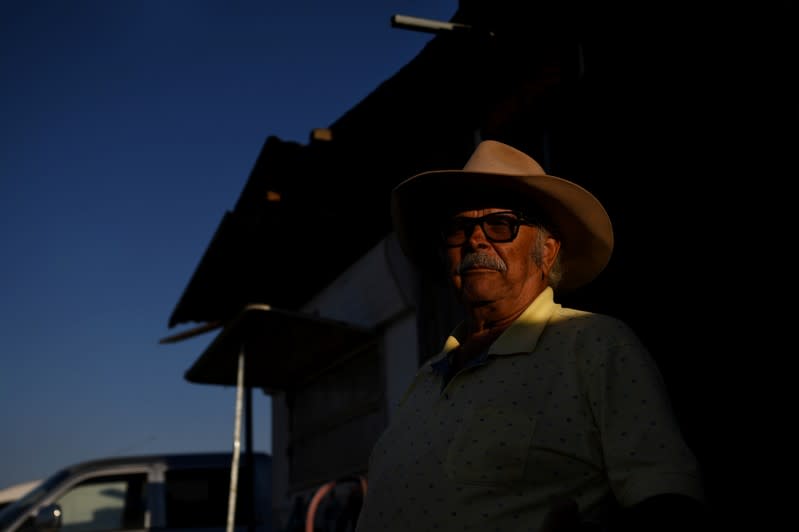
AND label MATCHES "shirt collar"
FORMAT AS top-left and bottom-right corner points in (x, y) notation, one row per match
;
(428, 286), (561, 367)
